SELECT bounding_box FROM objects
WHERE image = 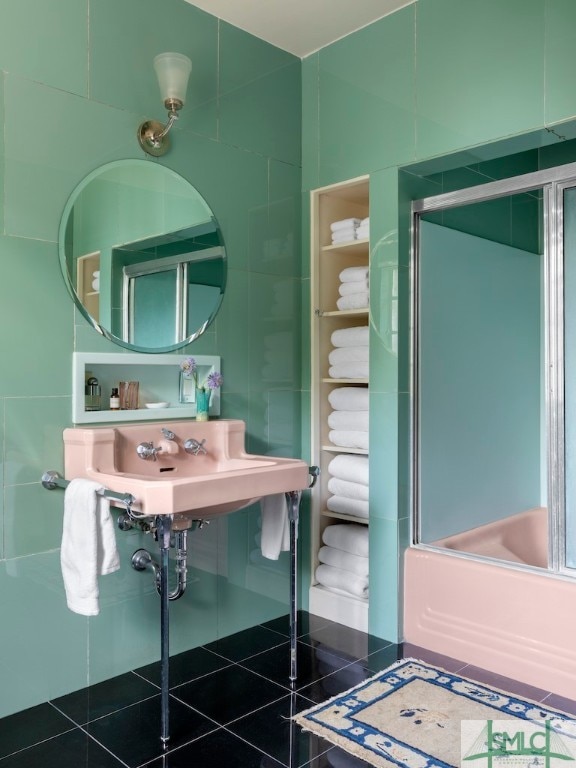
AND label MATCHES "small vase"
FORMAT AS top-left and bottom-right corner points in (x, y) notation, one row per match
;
(195, 388), (210, 421)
